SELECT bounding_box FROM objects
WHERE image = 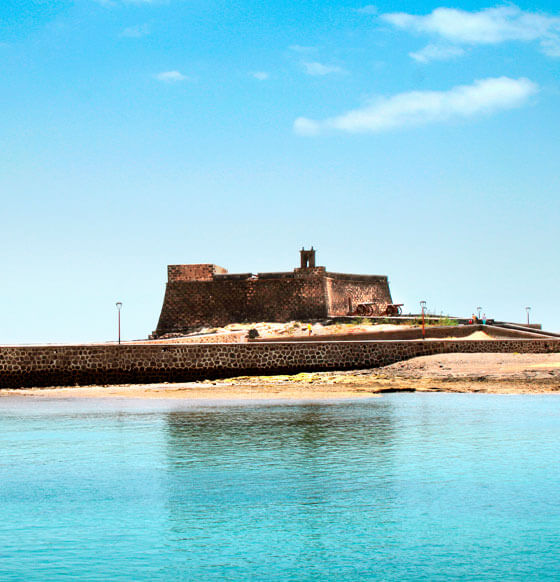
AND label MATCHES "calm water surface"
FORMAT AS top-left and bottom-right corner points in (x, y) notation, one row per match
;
(1, 393), (559, 581)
